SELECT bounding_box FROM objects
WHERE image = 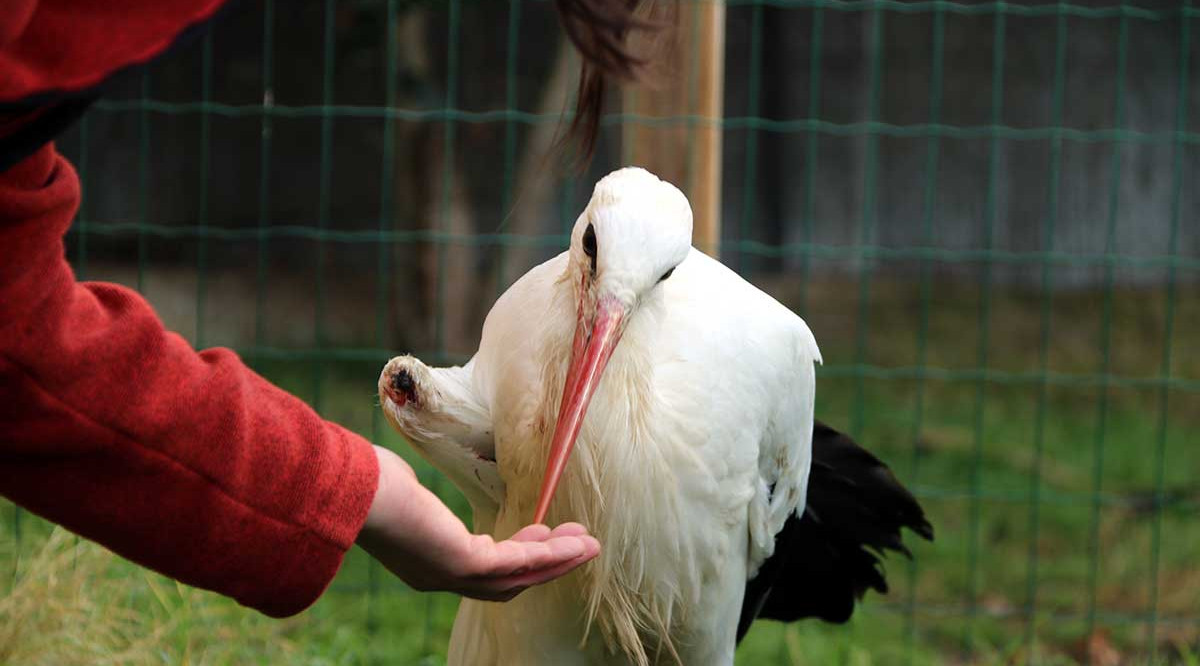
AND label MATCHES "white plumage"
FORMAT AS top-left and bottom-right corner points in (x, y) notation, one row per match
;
(379, 167), (821, 665)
